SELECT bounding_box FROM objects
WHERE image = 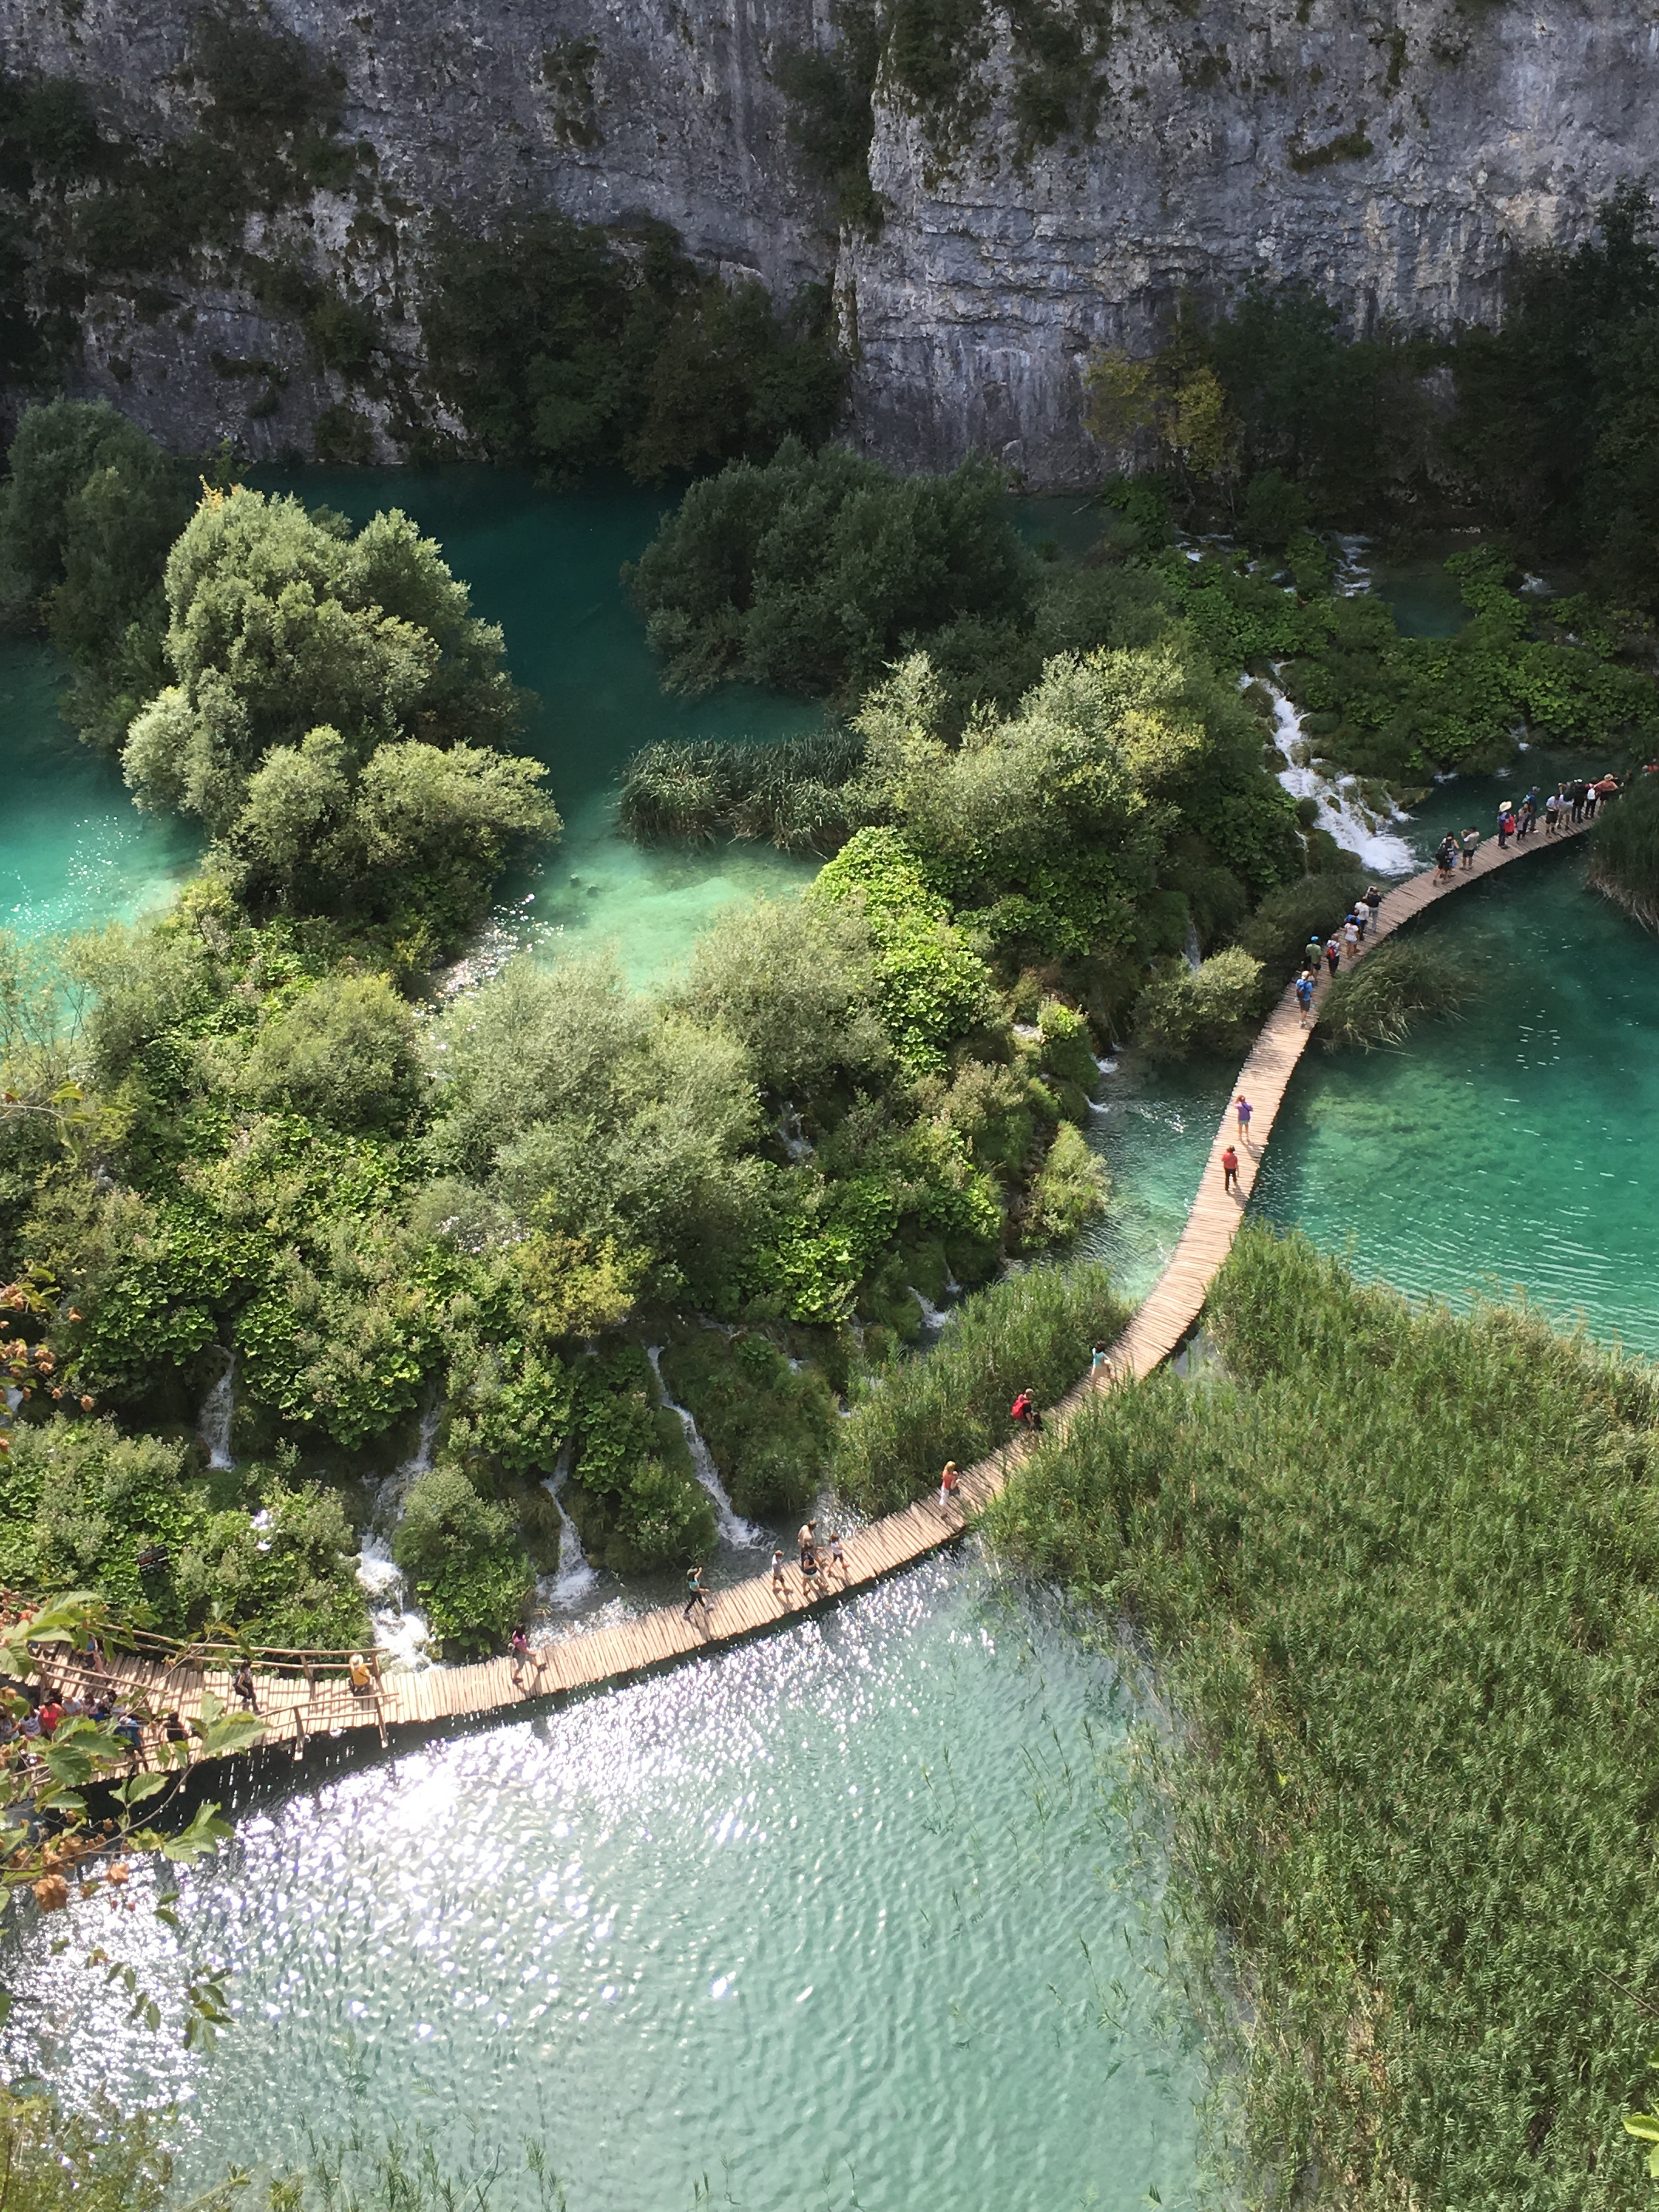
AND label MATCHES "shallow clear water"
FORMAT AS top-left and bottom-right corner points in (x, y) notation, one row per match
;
(6, 1558), (1204, 2211)
(0, 639), (201, 939)
(1079, 1053), (1236, 1301)
(1256, 839), (1659, 1353)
